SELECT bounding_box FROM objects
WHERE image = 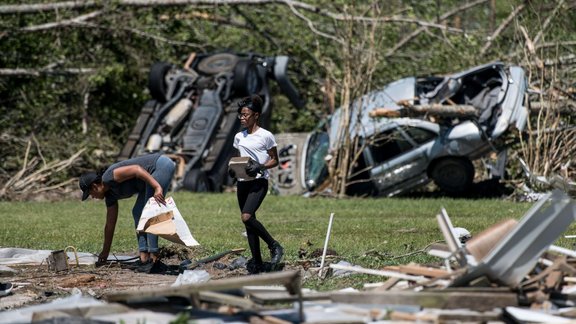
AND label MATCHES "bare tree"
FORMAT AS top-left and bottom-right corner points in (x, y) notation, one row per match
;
(515, 7), (576, 193)
(320, 3), (384, 197)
